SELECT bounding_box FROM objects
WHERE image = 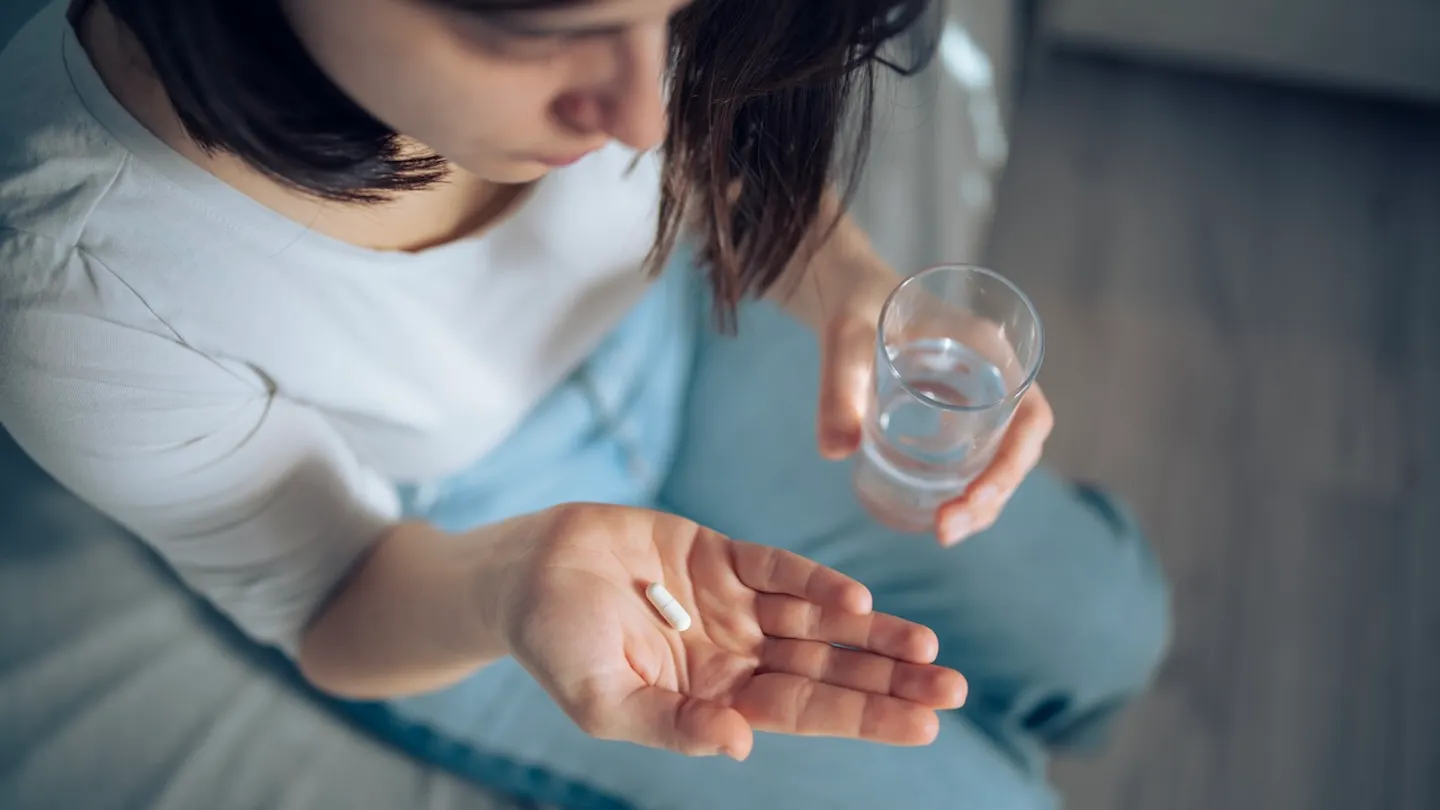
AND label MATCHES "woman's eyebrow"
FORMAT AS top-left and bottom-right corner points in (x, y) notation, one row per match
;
(433, 1), (621, 37)
(439, 0), (692, 38)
